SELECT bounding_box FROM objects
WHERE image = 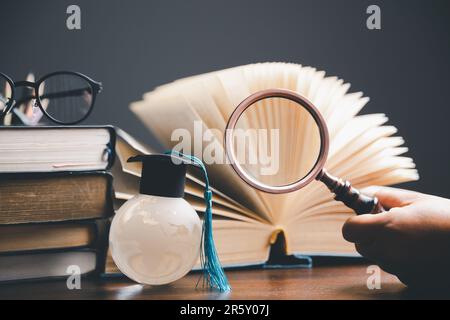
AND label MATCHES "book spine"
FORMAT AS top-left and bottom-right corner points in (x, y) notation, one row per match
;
(93, 219), (111, 275)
